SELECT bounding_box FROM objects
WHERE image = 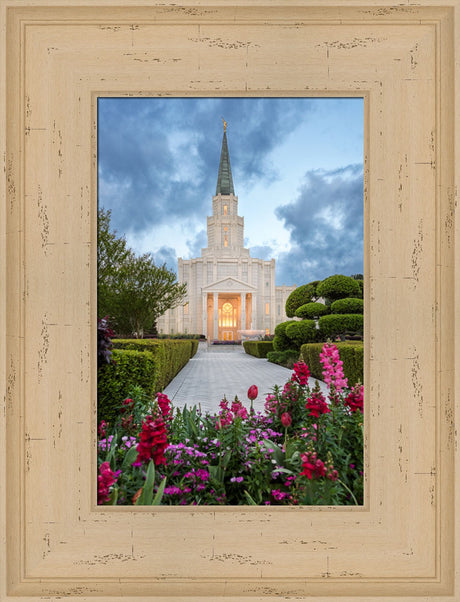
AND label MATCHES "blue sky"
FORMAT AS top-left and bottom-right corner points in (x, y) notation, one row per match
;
(98, 97), (363, 286)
